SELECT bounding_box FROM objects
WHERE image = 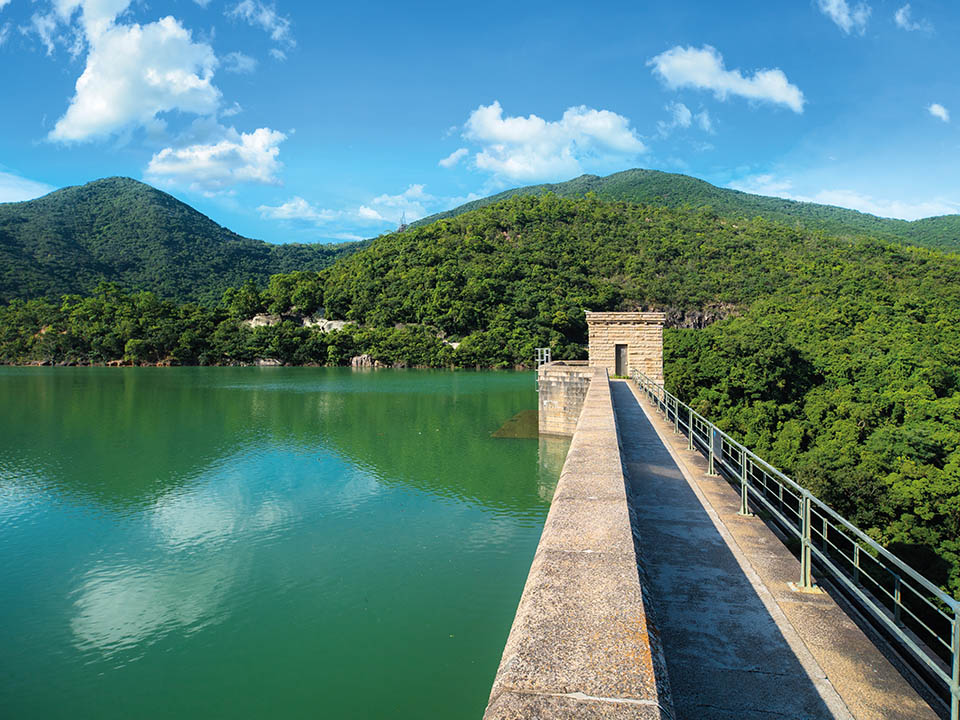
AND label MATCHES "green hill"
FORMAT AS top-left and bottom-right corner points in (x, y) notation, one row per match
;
(4, 192), (958, 595)
(414, 168), (960, 251)
(0, 177), (365, 304)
